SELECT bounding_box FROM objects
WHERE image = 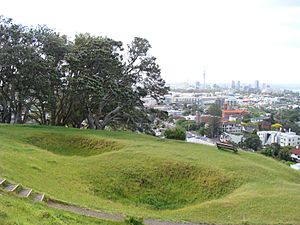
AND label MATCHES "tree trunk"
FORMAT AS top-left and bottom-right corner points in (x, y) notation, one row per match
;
(87, 111), (96, 129)
(14, 102), (23, 124)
